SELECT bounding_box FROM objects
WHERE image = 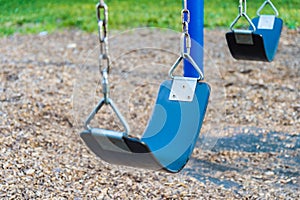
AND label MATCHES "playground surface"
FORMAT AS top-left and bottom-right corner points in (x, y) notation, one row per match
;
(0, 28), (299, 199)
